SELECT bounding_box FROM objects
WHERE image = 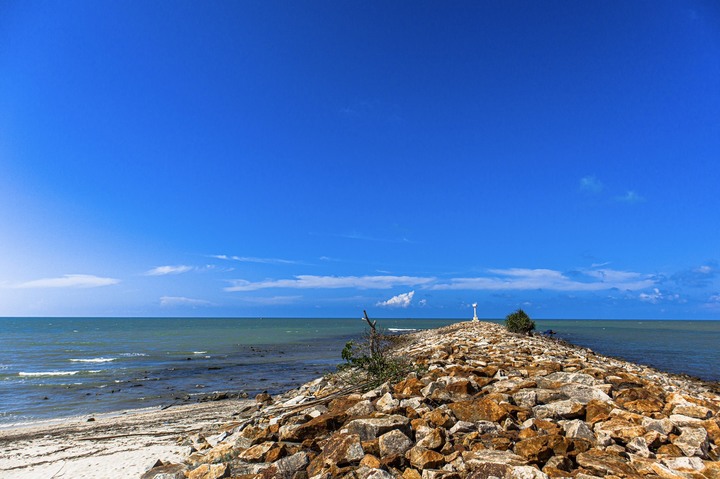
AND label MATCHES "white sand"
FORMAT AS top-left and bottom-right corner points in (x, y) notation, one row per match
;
(0, 400), (252, 479)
